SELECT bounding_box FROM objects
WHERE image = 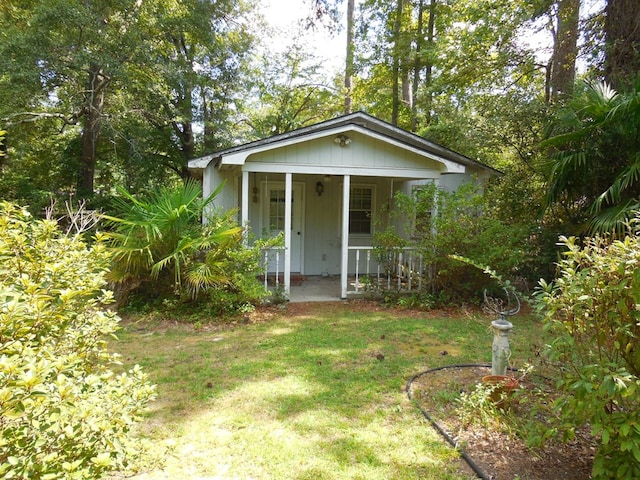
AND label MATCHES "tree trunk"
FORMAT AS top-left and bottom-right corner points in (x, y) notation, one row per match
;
(391, 0), (405, 126)
(411, 0), (425, 132)
(344, 0), (355, 115)
(550, 0), (580, 100)
(605, 0), (640, 90)
(423, 0), (436, 125)
(169, 33), (195, 180)
(401, 69), (412, 108)
(78, 63), (107, 198)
